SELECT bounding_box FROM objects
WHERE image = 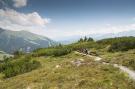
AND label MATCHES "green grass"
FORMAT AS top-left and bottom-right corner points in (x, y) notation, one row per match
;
(1, 37), (135, 89)
(0, 52), (134, 89)
(101, 49), (135, 70)
(0, 56), (41, 78)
